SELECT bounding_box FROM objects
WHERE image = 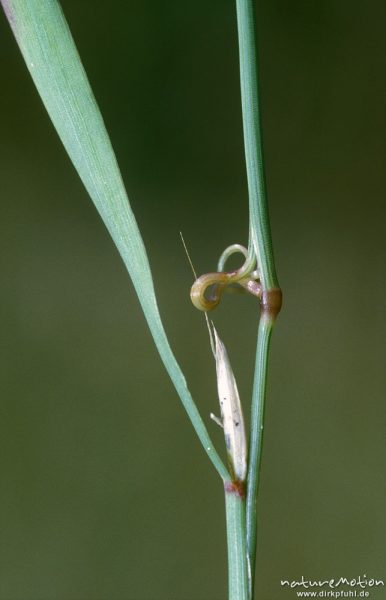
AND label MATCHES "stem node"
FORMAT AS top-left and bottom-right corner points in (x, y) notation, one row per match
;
(224, 479), (246, 499)
(261, 288), (283, 320)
